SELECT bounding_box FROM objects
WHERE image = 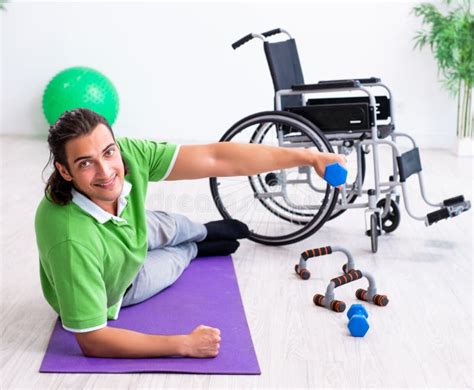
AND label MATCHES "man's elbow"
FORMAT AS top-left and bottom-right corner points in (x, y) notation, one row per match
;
(75, 329), (105, 357)
(76, 339), (97, 357)
(79, 342), (99, 357)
